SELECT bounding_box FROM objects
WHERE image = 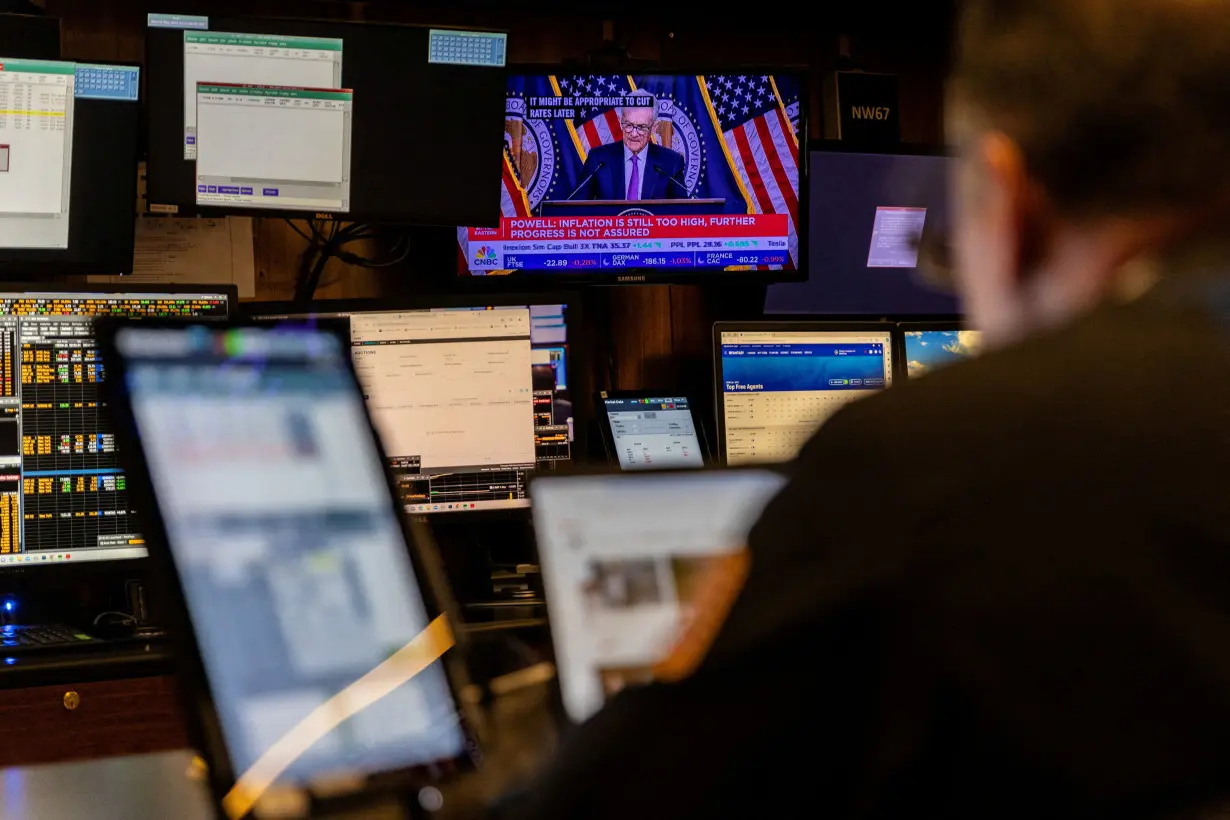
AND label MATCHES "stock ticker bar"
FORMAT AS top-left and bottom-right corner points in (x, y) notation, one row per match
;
(467, 213), (791, 272)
